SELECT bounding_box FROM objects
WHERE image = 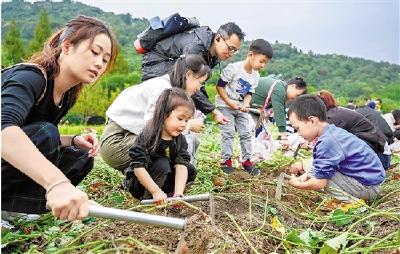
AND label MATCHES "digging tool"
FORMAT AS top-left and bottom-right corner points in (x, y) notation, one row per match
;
(140, 193), (210, 205)
(89, 204), (186, 229)
(173, 193), (217, 253)
(275, 173), (292, 201)
(293, 143), (301, 158)
(175, 224), (189, 254)
(290, 144), (306, 159)
(209, 193), (215, 220)
(47, 204), (186, 230)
